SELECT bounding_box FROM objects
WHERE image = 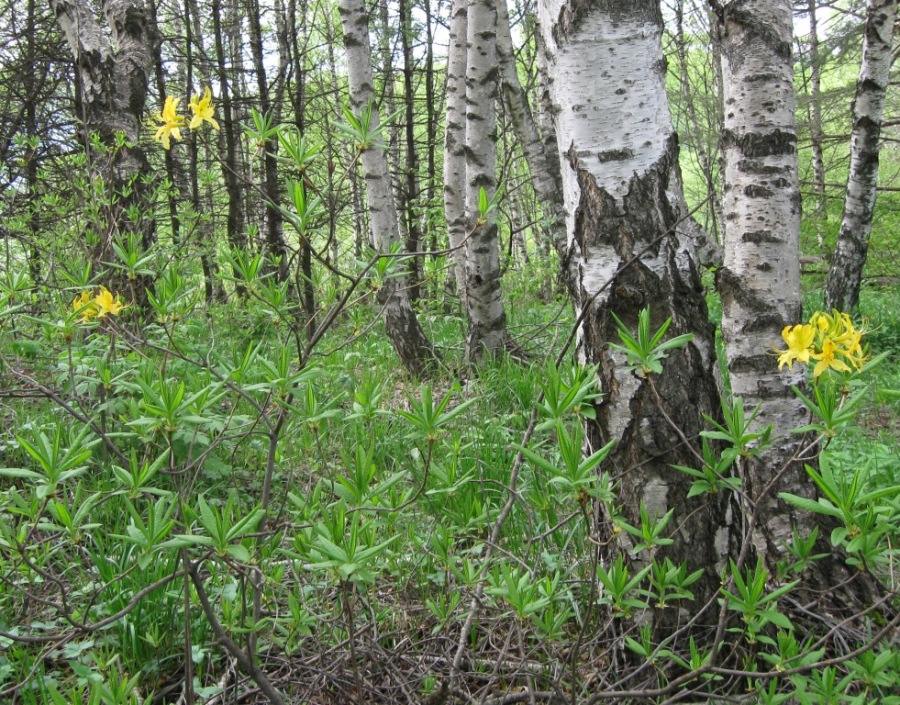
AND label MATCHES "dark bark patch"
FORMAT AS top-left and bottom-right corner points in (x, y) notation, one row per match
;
(598, 147), (634, 163)
(744, 184), (772, 198)
(742, 229), (780, 244)
(746, 72), (781, 84)
(554, 0), (661, 46)
(722, 128), (796, 158)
